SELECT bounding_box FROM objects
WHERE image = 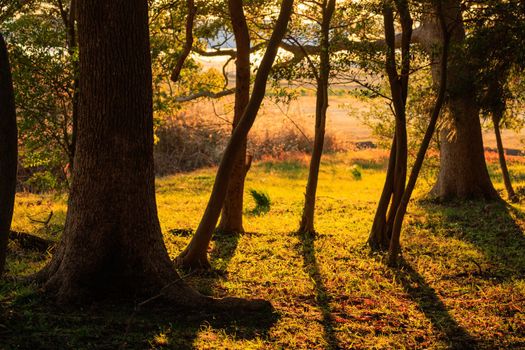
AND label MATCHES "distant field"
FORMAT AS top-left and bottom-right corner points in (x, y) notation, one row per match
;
(184, 92), (524, 150)
(192, 55), (525, 150)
